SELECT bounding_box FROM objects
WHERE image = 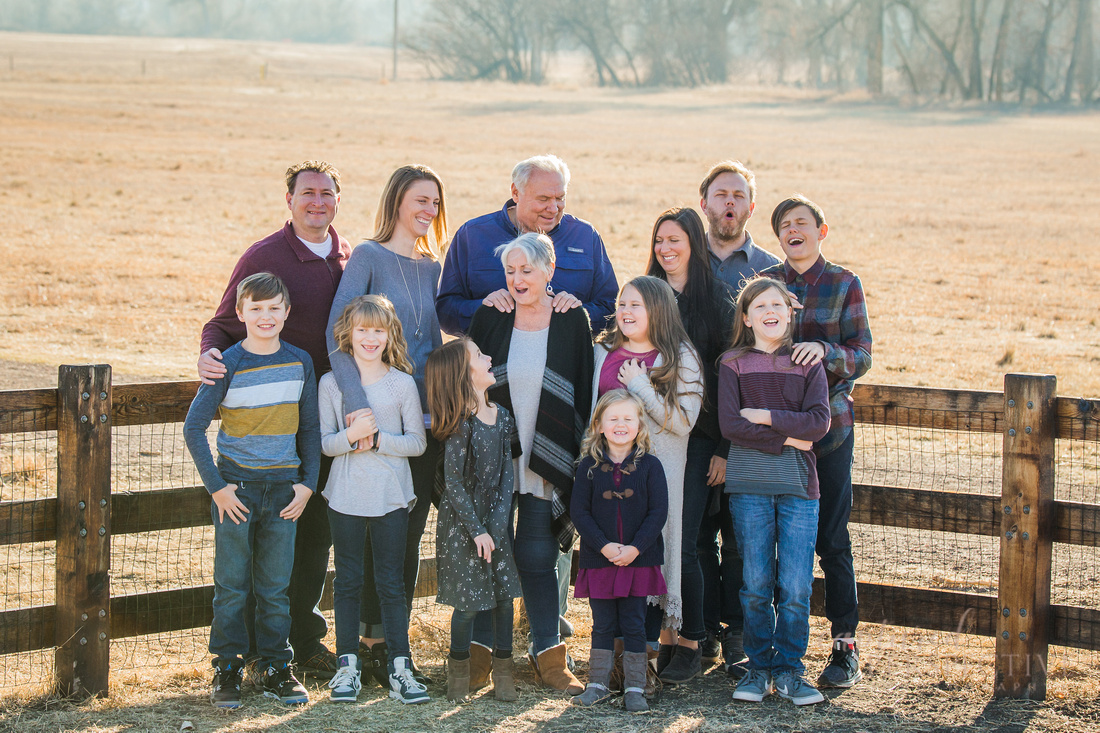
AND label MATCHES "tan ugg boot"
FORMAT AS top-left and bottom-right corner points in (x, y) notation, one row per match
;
(528, 643), (584, 695)
(469, 642), (492, 691)
(446, 655), (470, 703)
(491, 654), (518, 701)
